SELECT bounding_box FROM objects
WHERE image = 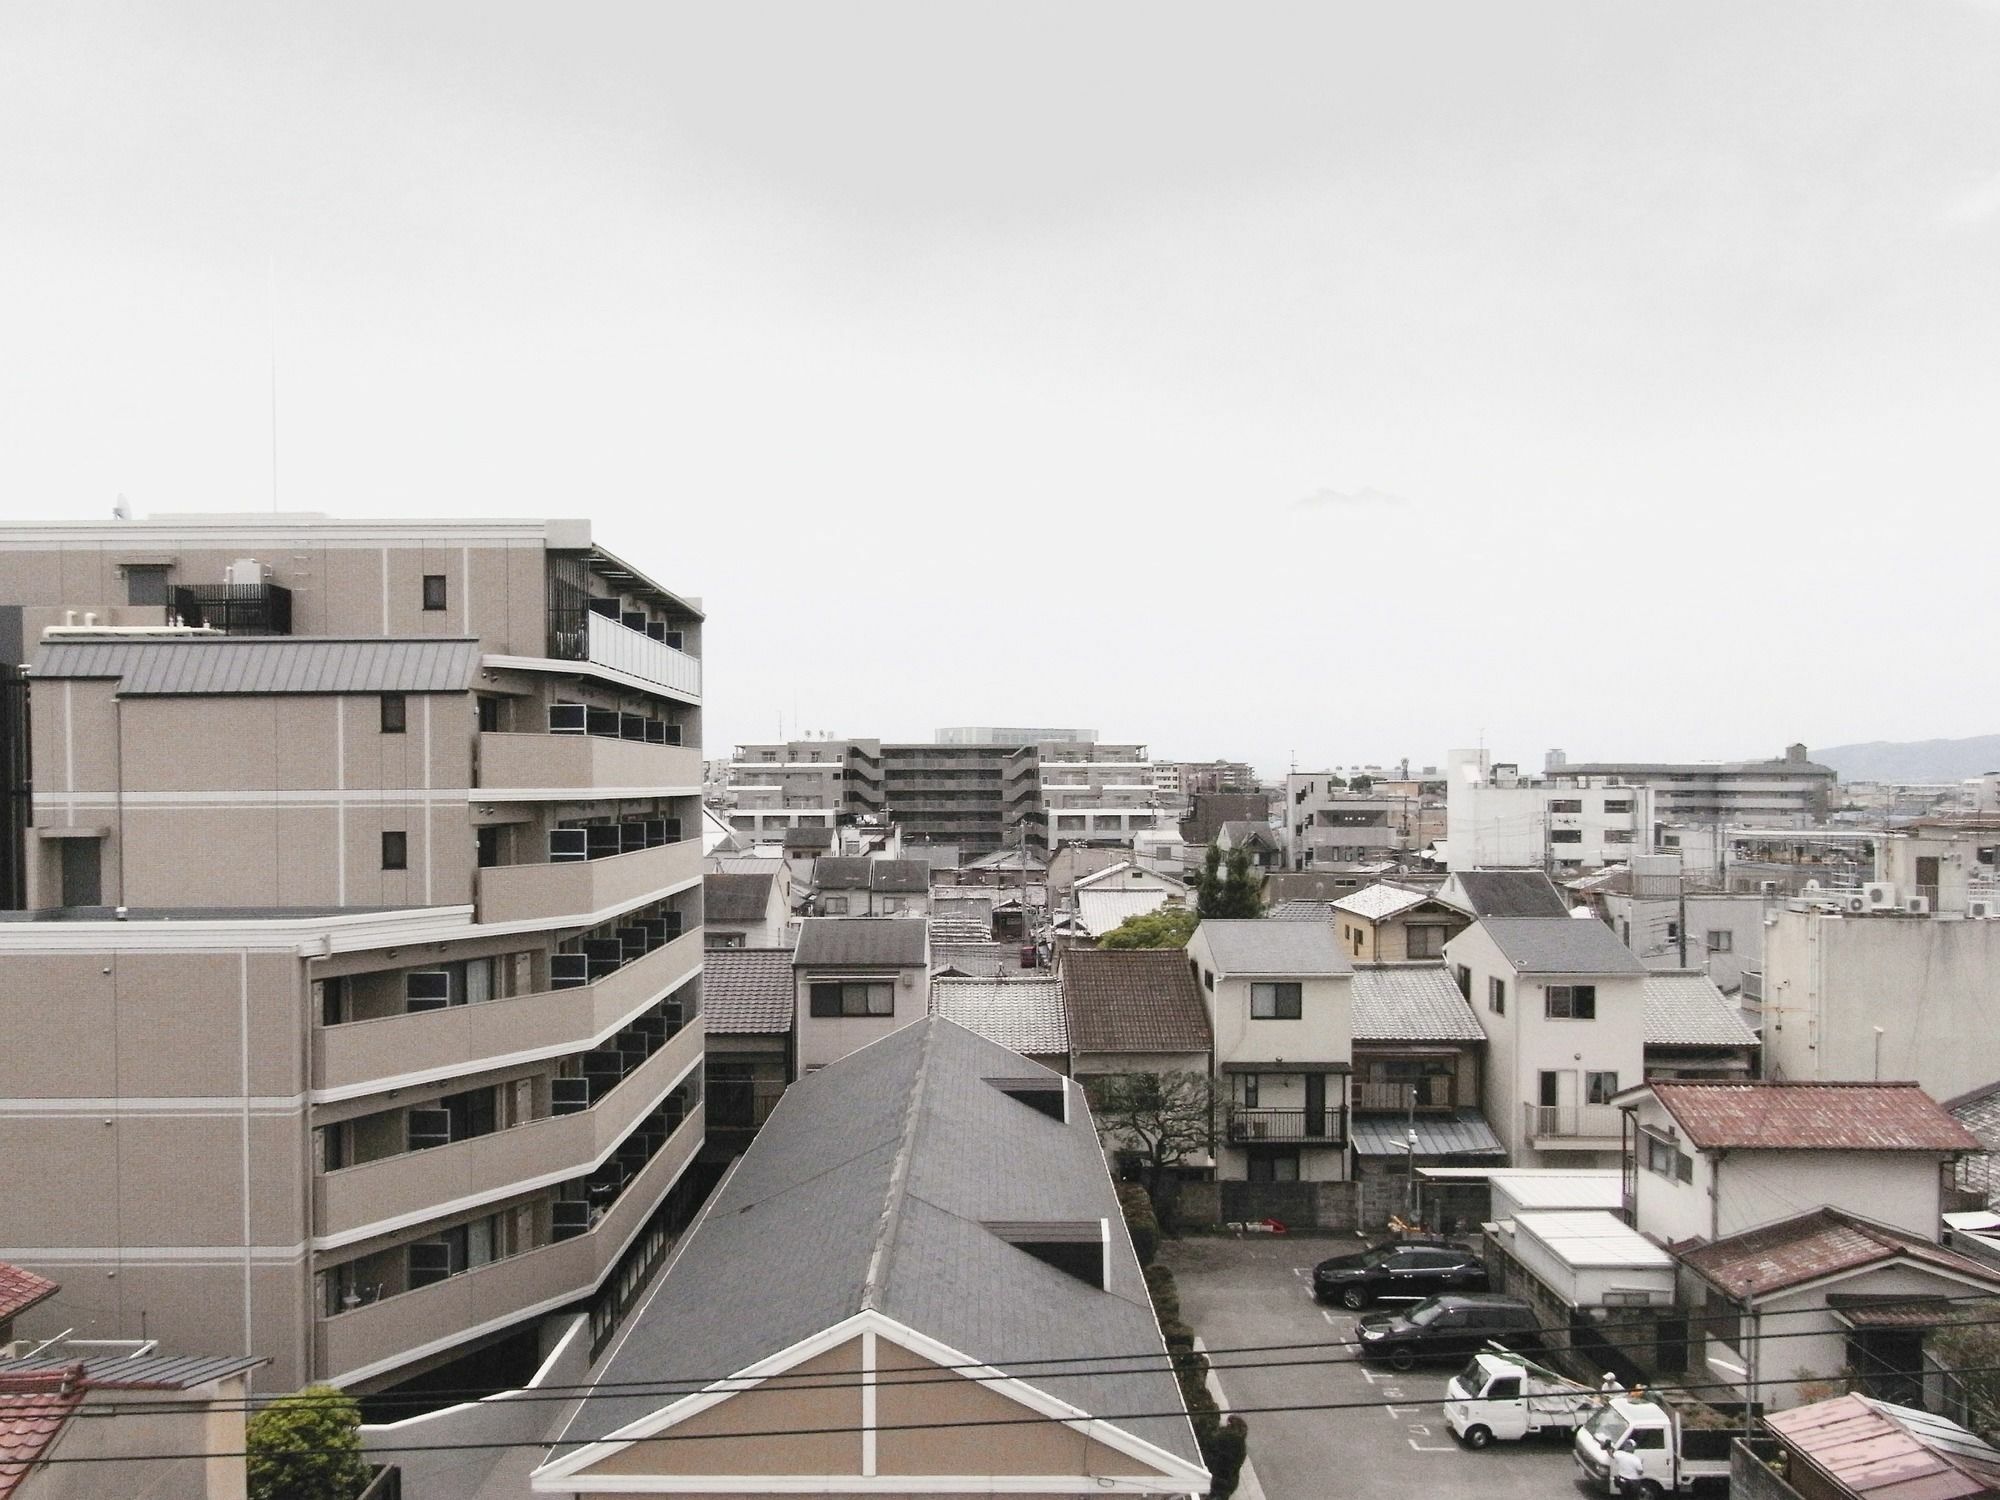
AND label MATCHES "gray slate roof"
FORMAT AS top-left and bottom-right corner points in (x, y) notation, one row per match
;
(0, 1352), (268, 1388)
(552, 1017), (1202, 1468)
(31, 636), (480, 695)
(702, 872), (775, 923)
(813, 856), (873, 889)
(1350, 964), (1486, 1042)
(1198, 918), (1351, 975)
(1642, 972), (1762, 1047)
(793, 917), (928, 967)
(930, 977), (1068, 1055)
(1480, 915), (1648, 974)
(1447, 870), (1572, 918)
(699, 948), (795, 1033)
(1352, 1111), (1505, 1158)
